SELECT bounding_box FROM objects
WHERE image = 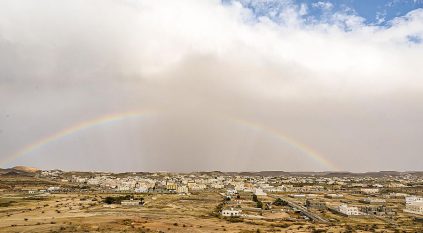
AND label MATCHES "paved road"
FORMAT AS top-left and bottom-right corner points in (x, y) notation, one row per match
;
(270, 195), (328, 223)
